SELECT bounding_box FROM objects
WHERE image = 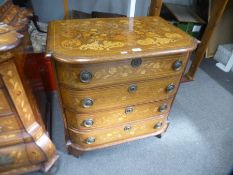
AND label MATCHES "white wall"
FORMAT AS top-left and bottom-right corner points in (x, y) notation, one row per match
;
(31, 0), (193, 22)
